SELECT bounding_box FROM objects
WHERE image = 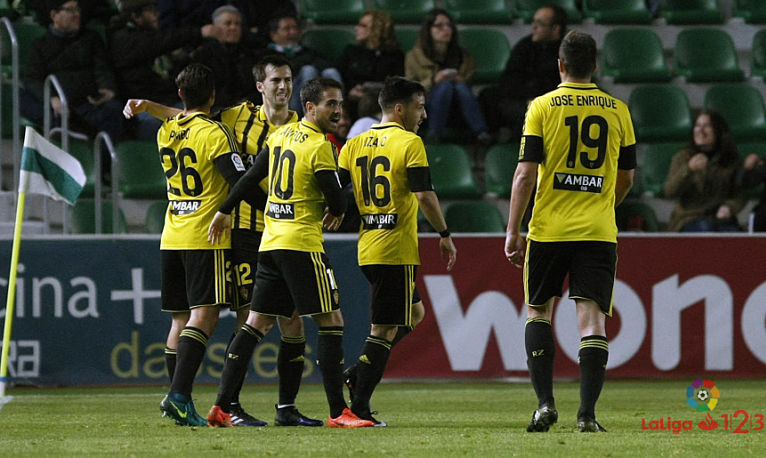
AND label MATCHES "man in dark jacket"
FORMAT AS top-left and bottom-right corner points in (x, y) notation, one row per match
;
(22, 0), (123, 142)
